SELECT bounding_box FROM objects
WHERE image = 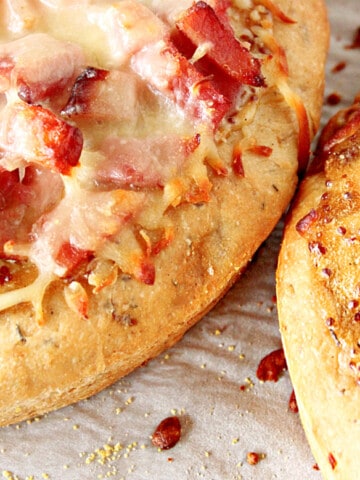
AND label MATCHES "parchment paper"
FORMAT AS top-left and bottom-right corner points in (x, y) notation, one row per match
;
(1, 1), (359, 478)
